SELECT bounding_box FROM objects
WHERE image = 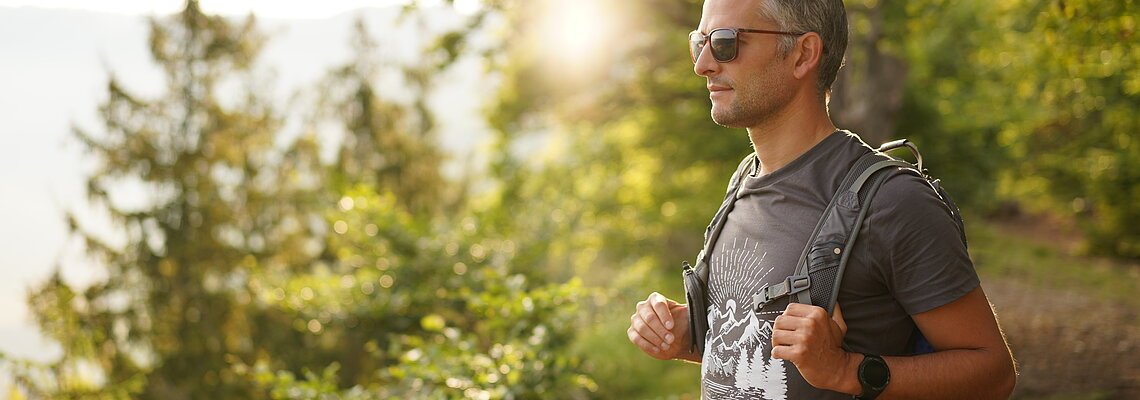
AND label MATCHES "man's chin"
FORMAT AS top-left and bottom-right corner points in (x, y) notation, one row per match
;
(711, 111), (747, 128)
